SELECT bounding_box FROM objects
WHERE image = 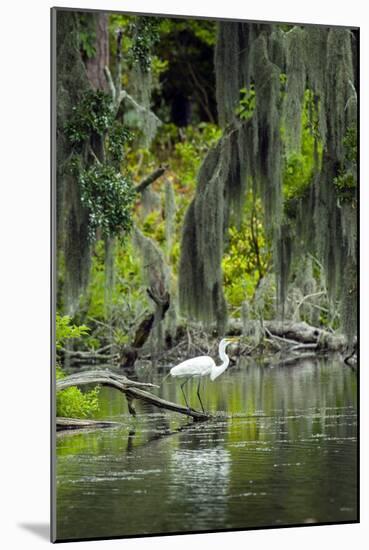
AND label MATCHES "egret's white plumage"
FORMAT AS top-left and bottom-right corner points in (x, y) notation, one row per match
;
(169, 337), (239, 412)
(170, 355), (215, 378)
